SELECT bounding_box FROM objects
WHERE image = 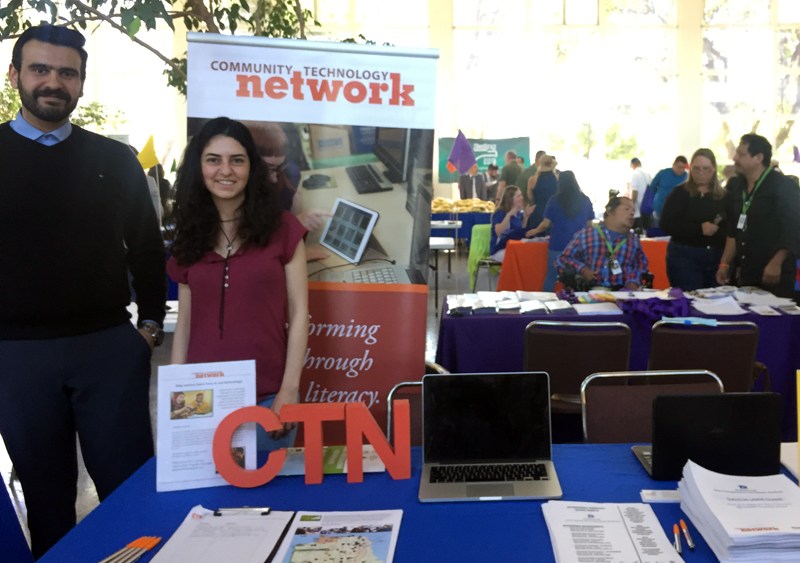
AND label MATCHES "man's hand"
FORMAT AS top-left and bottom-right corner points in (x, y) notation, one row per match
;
(579, 267), (596, 282)
(137, 328), (155, 353)
(716, 264), (730, 285)
(701, 221), (719, 237)
(762, 260), (782, 287)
